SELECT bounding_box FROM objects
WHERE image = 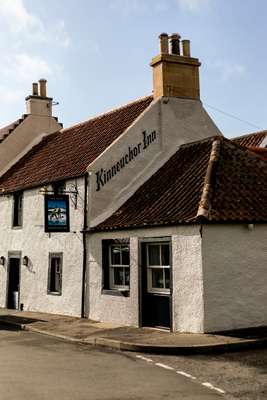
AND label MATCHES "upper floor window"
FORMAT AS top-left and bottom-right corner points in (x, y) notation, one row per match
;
(52, 181), (65, 195)
(12, 191), (23, 228)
